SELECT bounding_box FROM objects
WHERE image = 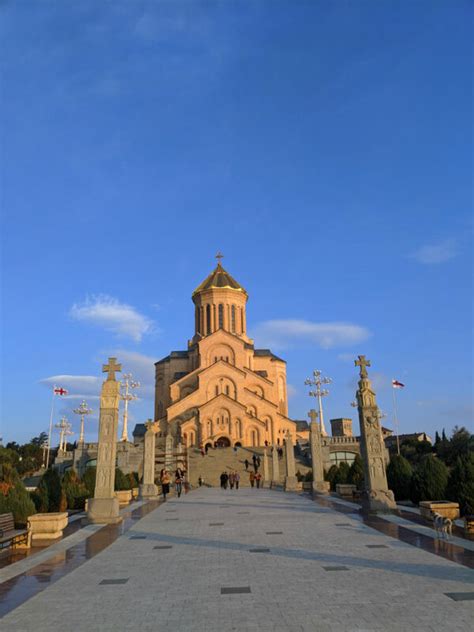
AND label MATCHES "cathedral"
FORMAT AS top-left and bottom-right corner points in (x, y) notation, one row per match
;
(154, 258), (297, 448)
